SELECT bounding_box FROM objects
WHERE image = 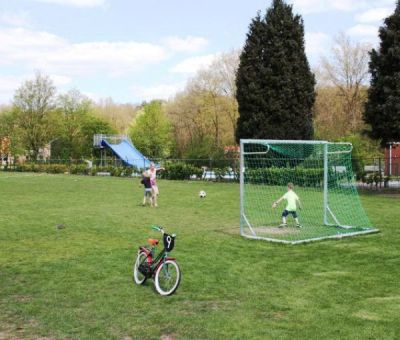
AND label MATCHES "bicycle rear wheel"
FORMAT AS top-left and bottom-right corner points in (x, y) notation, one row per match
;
(154, 260), (181, 296)
(133, 251), (148, 285)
